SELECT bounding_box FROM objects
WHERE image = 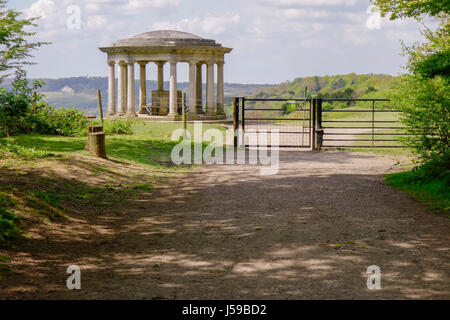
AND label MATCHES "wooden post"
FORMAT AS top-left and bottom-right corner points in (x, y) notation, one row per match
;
(97, 89), (104, 126)
(233, 97), (239, 148)
(88, 132), (107, 158)
(316, 129), (324, 152)
(182, 101), (187, 131)
(89, 126), (104, 134)
(86, 126), (106, 159)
